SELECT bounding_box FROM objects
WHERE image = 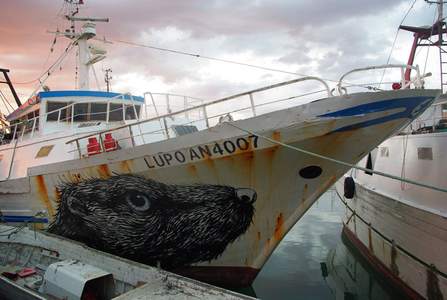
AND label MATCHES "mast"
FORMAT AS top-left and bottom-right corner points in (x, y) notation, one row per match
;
(60, 0), (109, 90)
(401, 1), (447, 91)
(436, 1), (445, 93)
